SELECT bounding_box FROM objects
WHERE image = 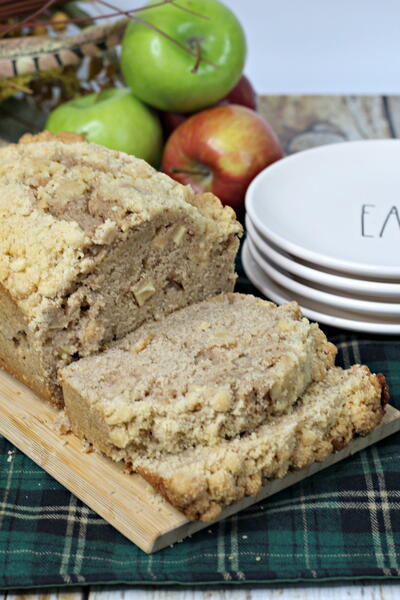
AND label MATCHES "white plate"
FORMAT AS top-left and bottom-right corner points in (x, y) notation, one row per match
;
(242, 240), (400, 334)
(245, 139), (400, 280)
(247, 237), (400, 318)
(246, 215), (400, 299)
